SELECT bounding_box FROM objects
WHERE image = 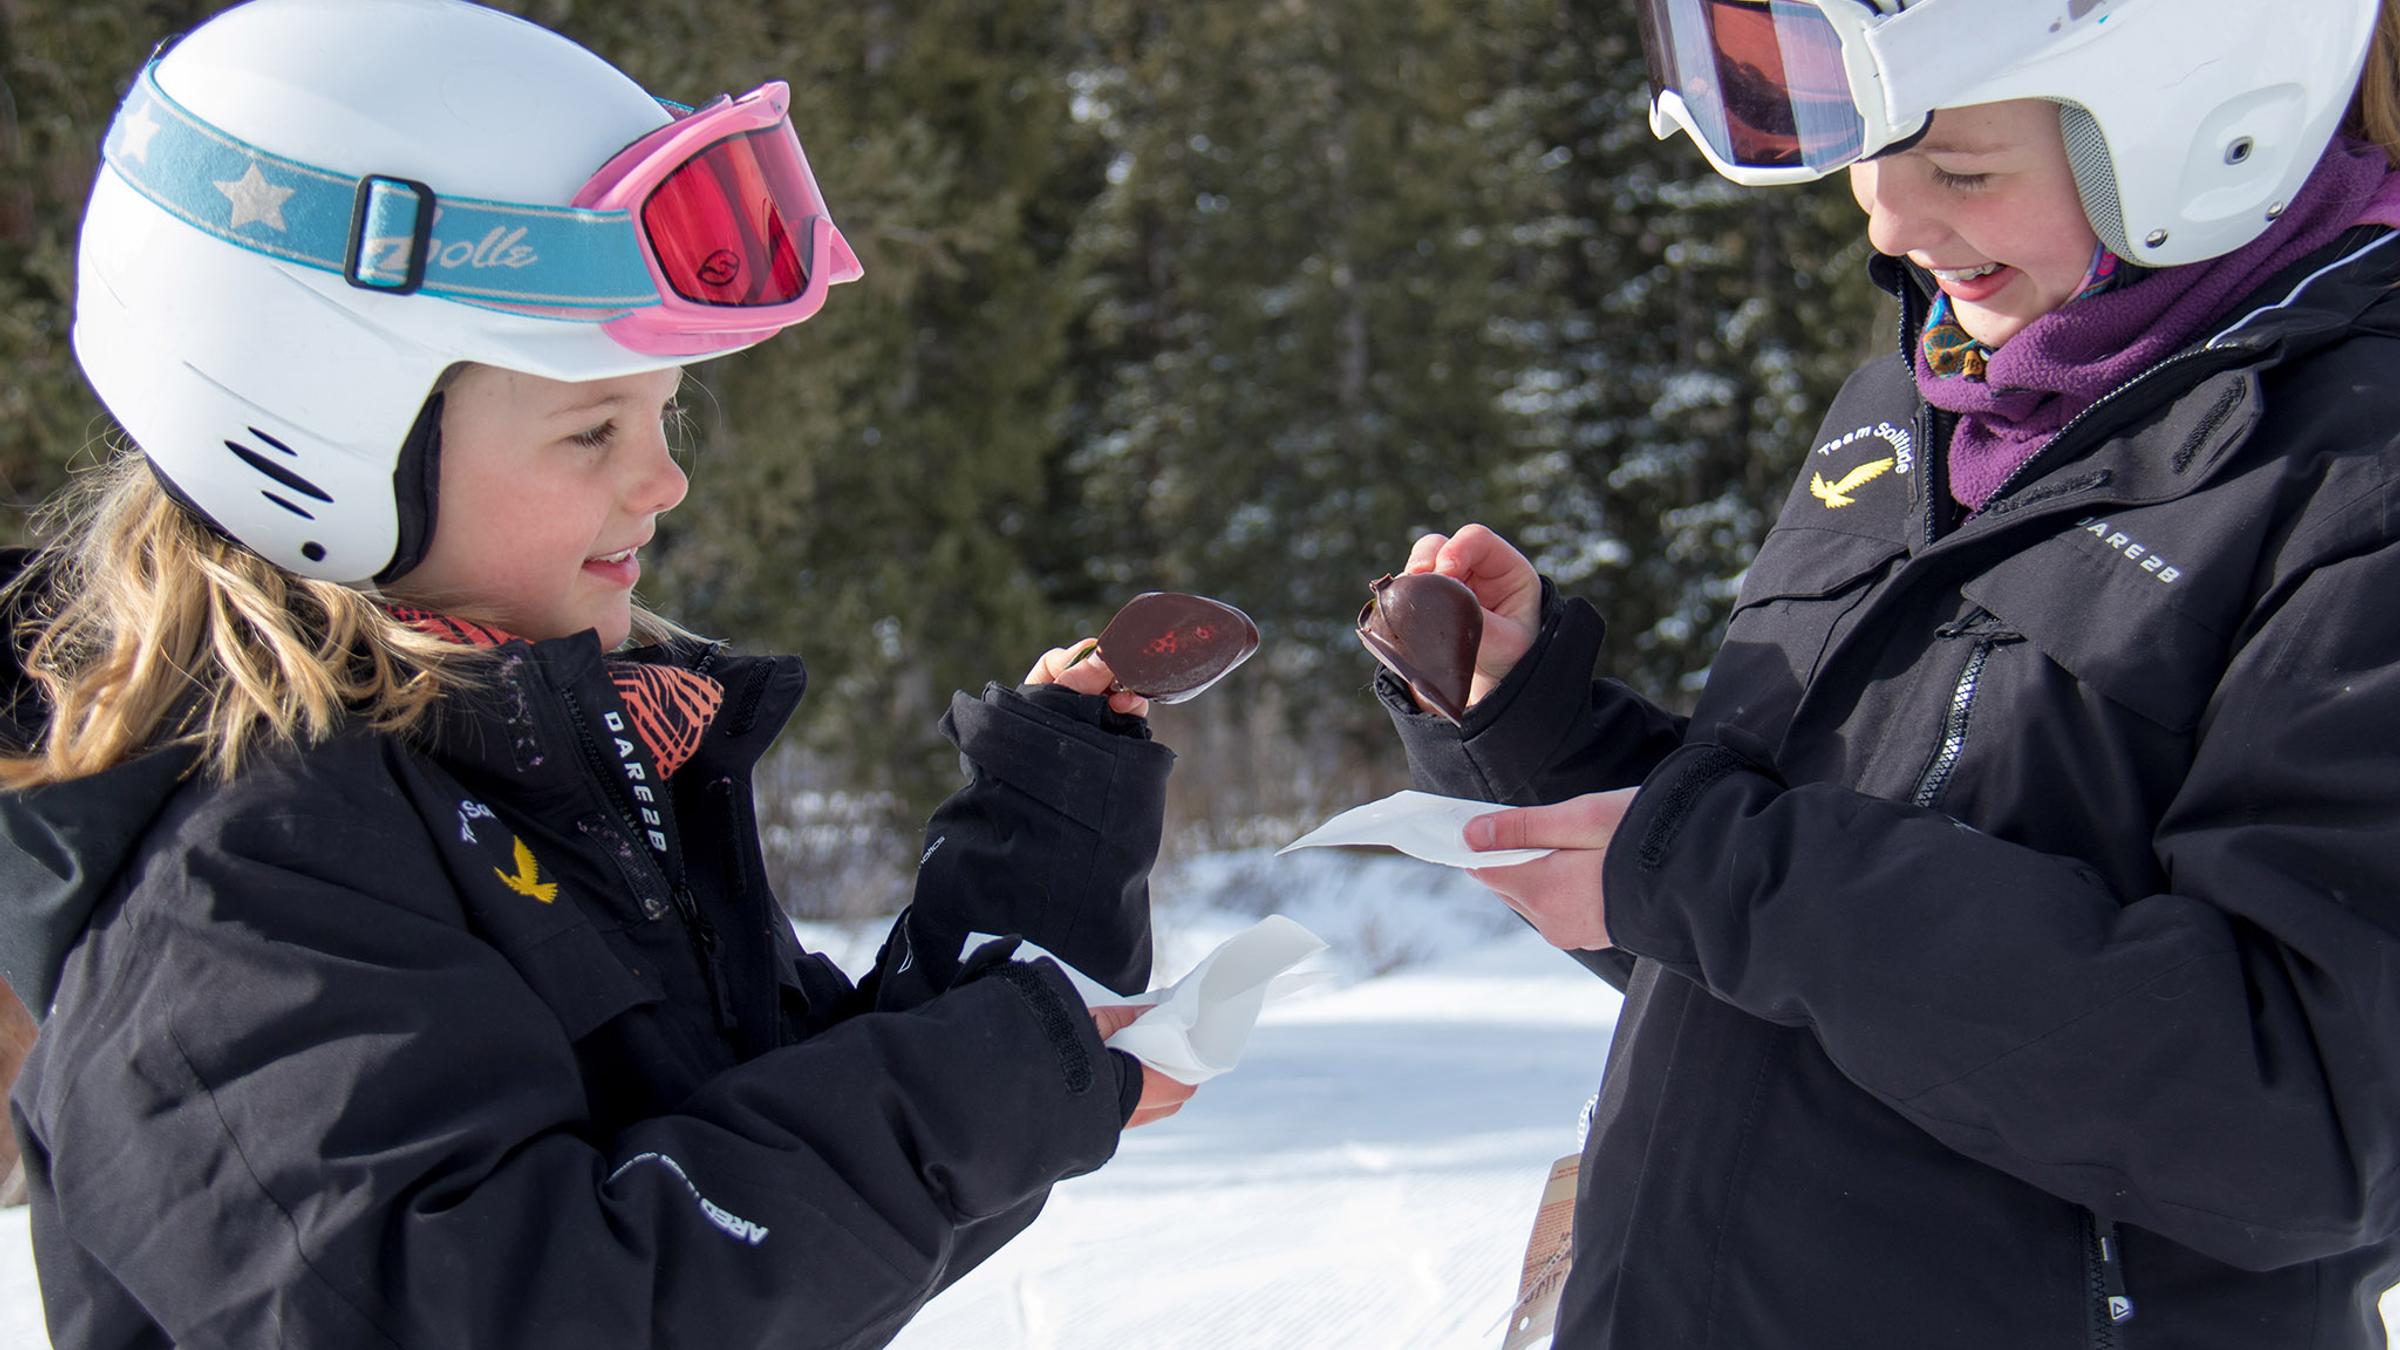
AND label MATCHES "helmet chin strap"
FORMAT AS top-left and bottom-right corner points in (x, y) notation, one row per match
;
(373, 392), (445, 586)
